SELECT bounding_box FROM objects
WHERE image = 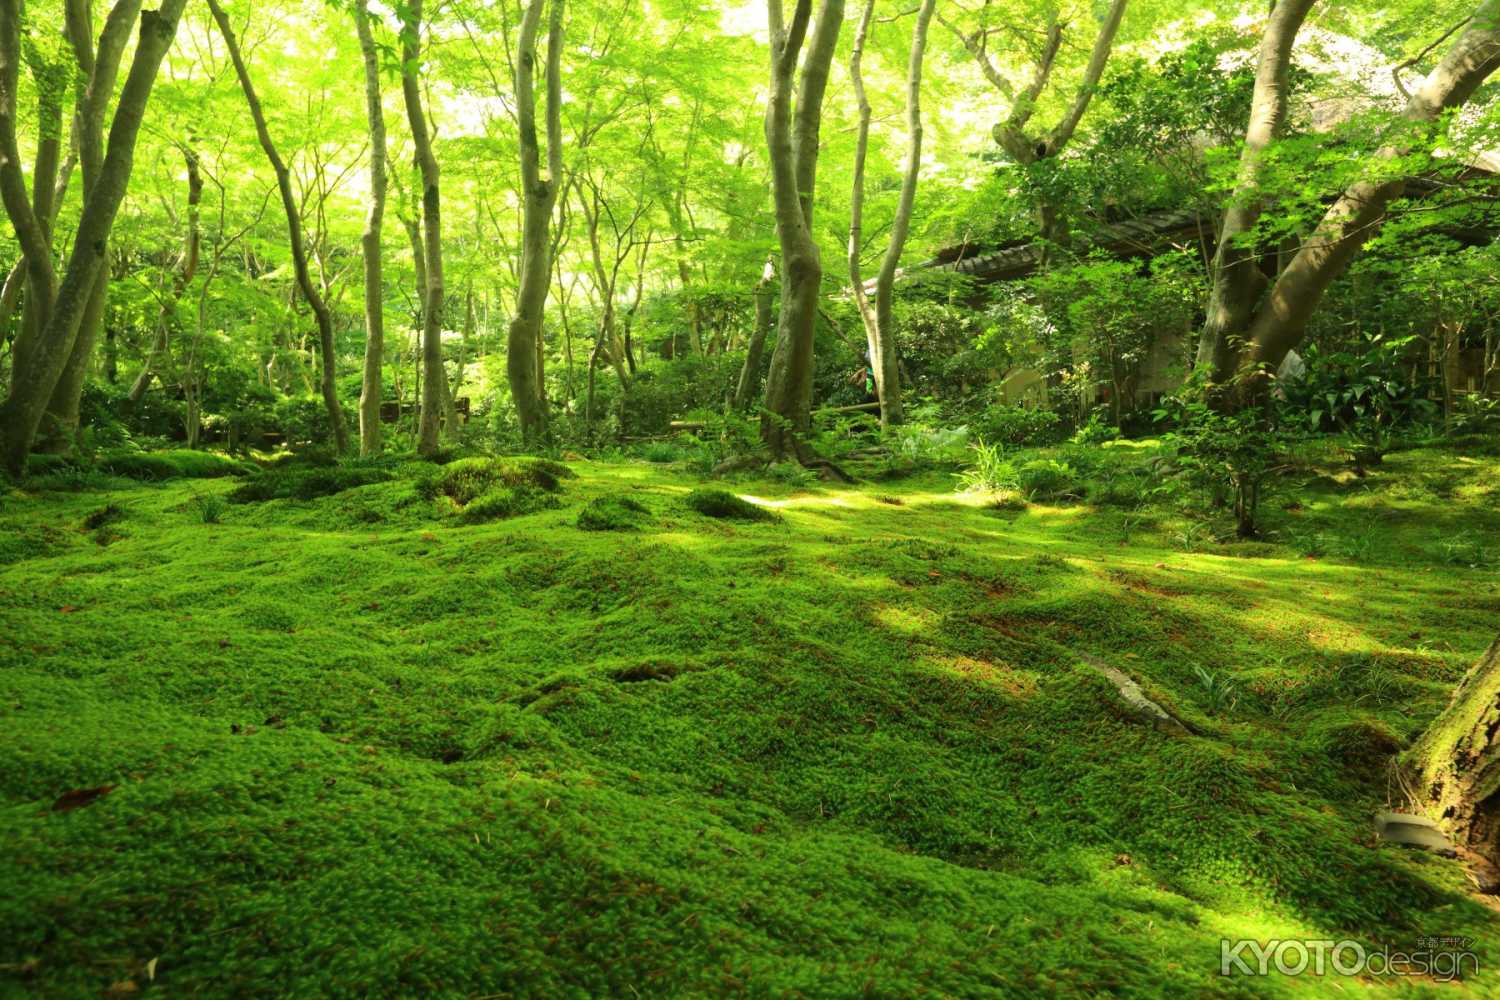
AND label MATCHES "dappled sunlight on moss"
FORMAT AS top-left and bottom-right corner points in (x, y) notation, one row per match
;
(2, 447), (1498, 994)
